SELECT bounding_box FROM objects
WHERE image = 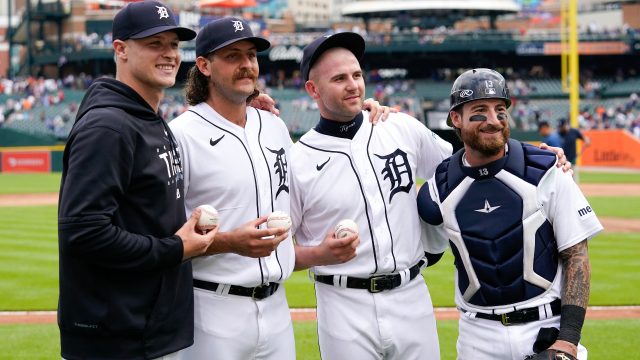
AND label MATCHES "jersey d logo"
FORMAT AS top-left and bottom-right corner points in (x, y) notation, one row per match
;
(375, 149), (413, 202)
(267, 147), (289, 198)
